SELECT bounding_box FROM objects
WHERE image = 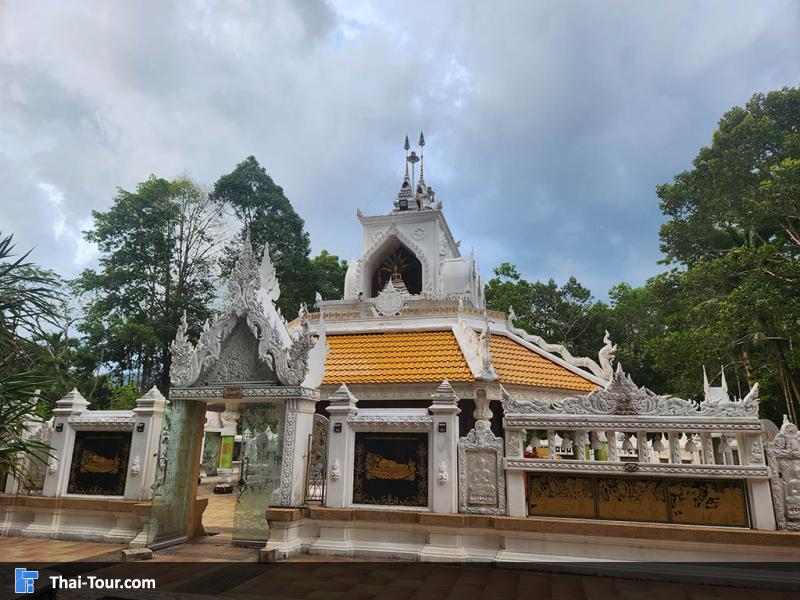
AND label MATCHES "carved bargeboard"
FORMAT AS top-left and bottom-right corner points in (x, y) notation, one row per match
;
(353, 432), (428, 507)
(528, 474), (748, 527)
(67, 431), (132, 496)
